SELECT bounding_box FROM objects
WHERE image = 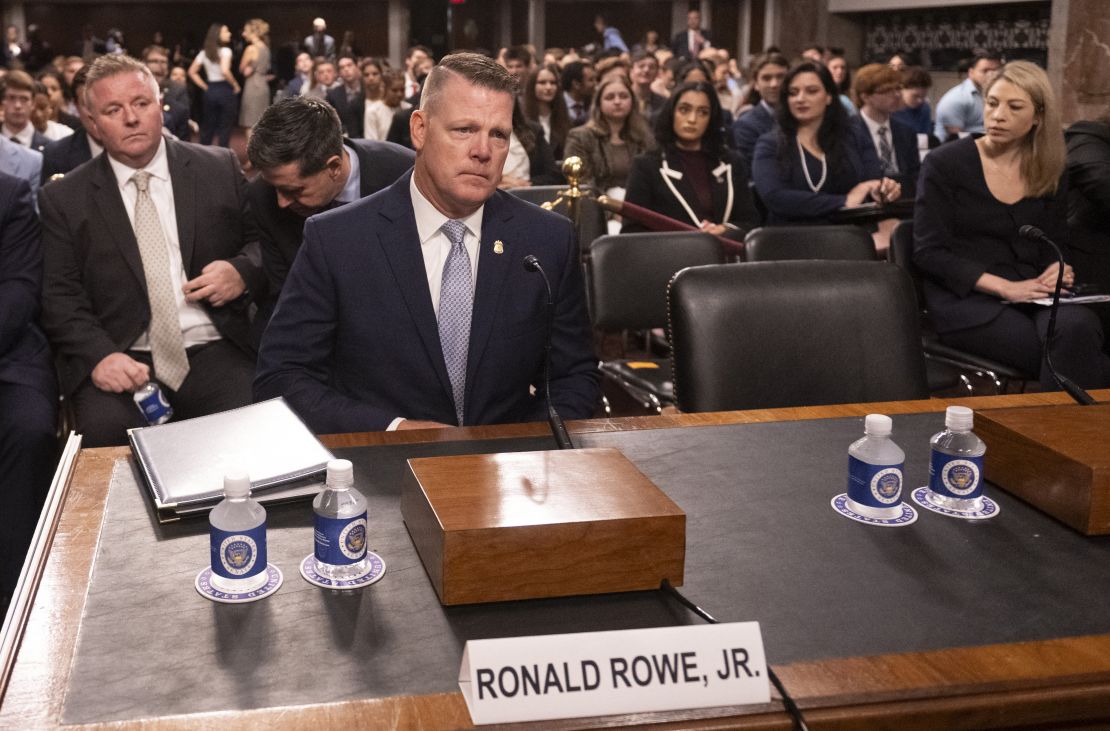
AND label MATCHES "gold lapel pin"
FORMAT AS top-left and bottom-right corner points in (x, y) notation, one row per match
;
(493, 240), (504, 255)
